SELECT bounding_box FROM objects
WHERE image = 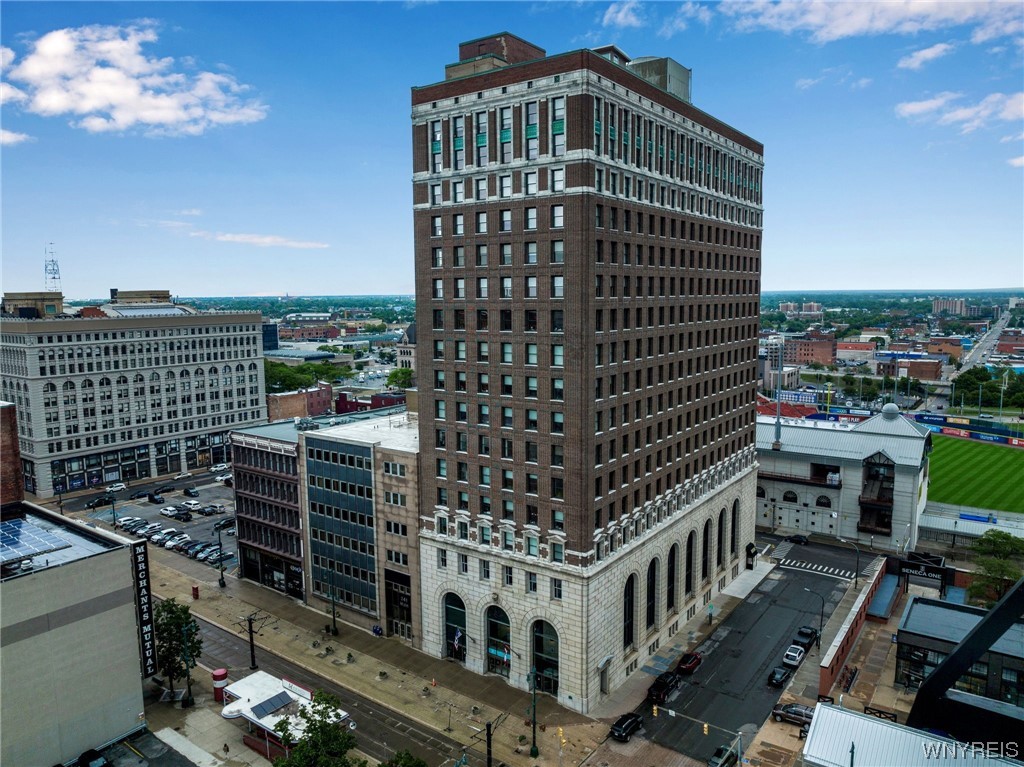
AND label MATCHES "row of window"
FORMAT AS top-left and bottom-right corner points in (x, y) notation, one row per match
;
(431, 275), (564, 300)
(431, 341), (564, 366)
(430, 205), (563, 237)
(437, 548), (565, 595)
(429, 167), (566, 205)
(432, 308), (565, 334)
(433, 431), (565, 469)
(431, 240), (564, 268)
(435, 474), (566, 509)
(433, 371), (563, 400)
